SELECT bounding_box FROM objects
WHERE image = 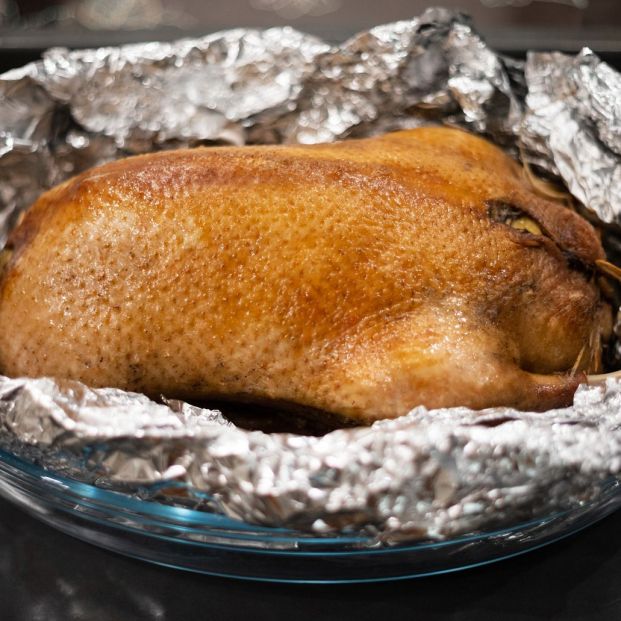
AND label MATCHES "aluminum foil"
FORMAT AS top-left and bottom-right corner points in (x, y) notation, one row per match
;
(0, 7), (620, 542)
(521, 48), (621, 225)
(1, 376), (621, 542)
